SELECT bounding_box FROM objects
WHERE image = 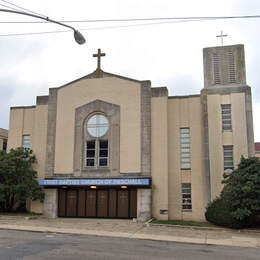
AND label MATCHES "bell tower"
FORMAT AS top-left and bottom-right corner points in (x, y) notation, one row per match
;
(203, 44), (247, 88)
